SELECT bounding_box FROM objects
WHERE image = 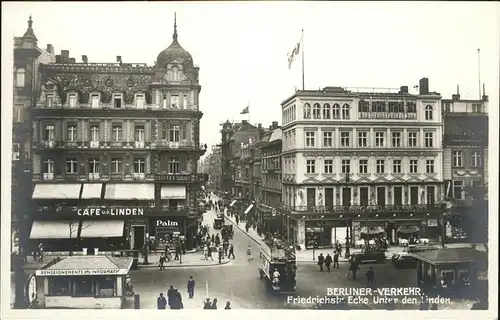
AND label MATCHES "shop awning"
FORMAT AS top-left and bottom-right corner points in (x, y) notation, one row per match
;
(244, 204), (254, 214)
(32, 183), (82, 200)
(397, 226), (420, 234)
(161, 185), (186, 199)
(105, 183), (155, 200)
(230, 200), (237, 207)
(360, 226), (384, 235)
(80, 220), (125, 238)
(30, 220), (79, 239)
(81, 183), (103, 199)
